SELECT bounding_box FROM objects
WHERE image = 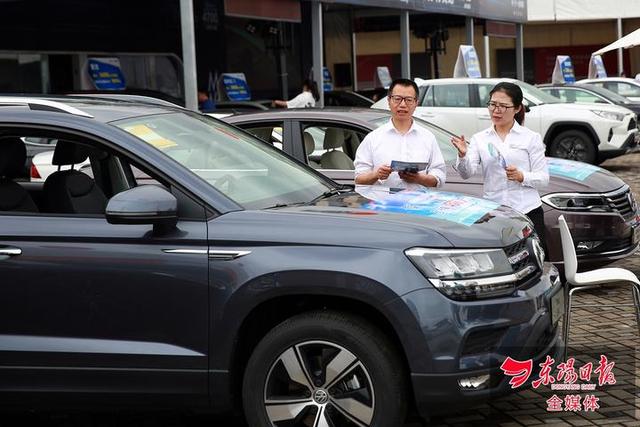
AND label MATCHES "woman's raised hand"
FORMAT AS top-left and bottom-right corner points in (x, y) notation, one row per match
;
(451, 135), (468, 157)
